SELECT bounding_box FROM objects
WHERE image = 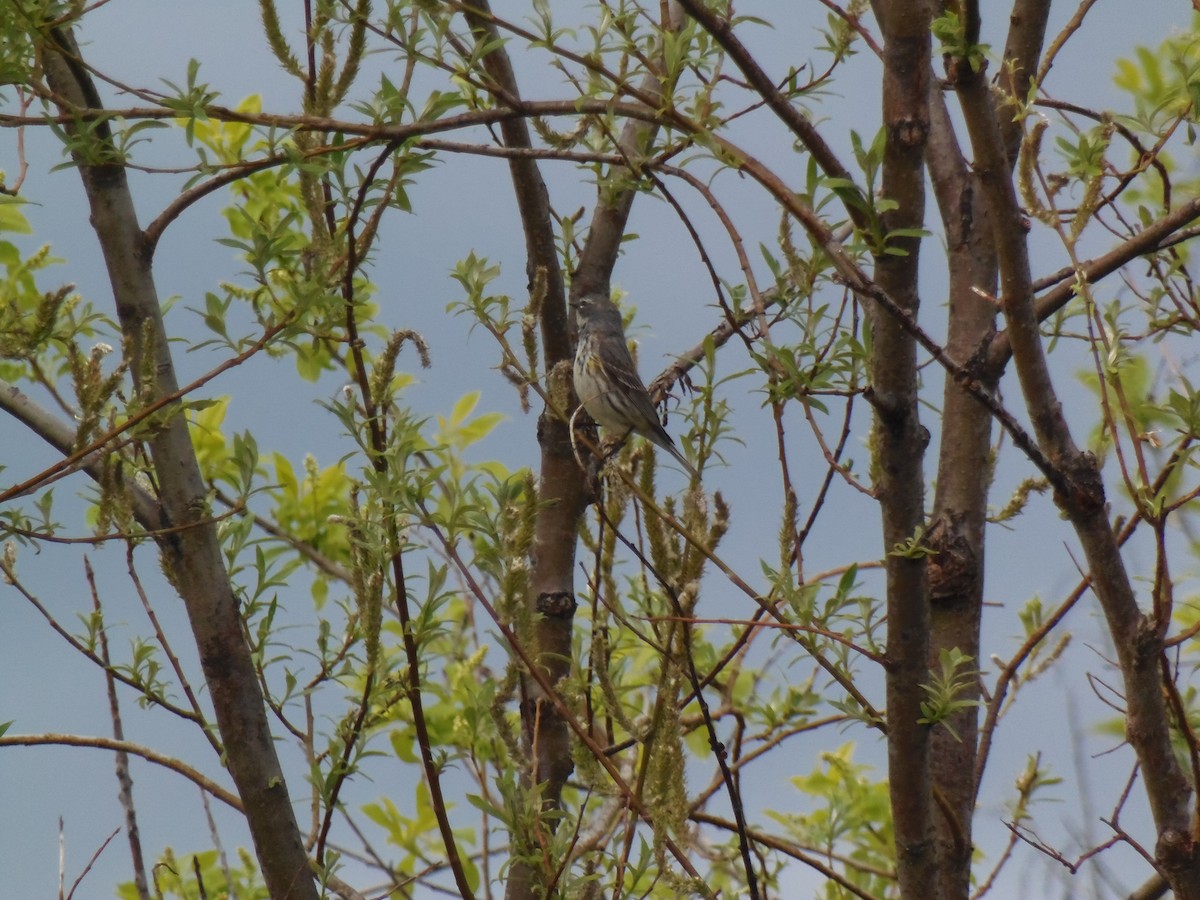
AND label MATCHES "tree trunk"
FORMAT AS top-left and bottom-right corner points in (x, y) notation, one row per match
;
(41, 28), (318, 900)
